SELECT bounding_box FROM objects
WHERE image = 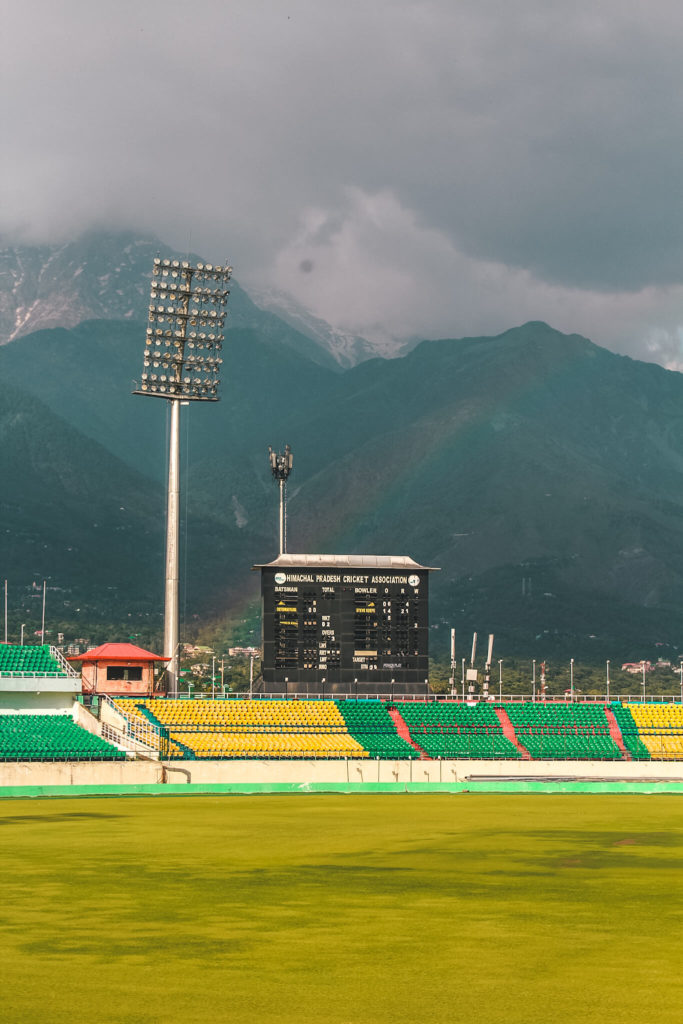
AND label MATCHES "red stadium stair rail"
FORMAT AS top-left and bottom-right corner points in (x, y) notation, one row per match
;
(388, 706), (431, 759)
(494, 707), (532, 760)
(604, 706), (631, 759)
